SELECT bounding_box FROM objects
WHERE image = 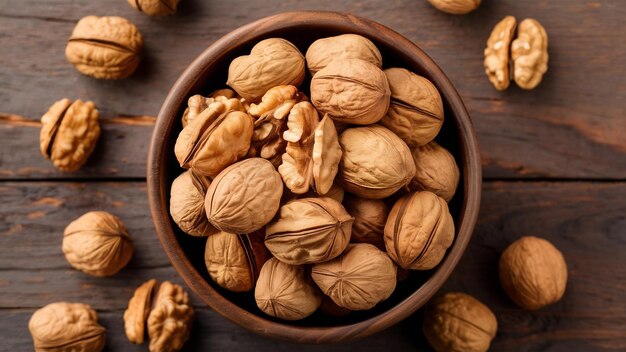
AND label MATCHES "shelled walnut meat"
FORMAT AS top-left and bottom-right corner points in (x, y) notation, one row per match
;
(170, 170), (219, 237)
(66, 16), (142, 79)
(29, 302), (106, 352)
(305, 34), (383, 75)
(181, 88), (238, 127)
(40, 98), (100, 172)
(409, 141), (460, 202)
(128, 0), (181, 16)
